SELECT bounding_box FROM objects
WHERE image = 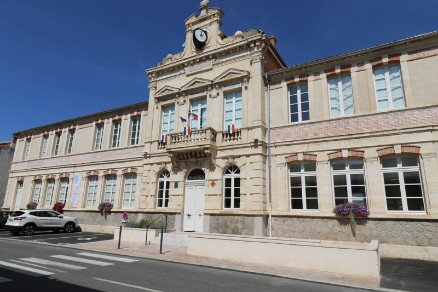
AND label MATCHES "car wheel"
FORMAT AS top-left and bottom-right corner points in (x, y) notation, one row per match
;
(23, 224), (35, 236)
(64, 222), (75, 233)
